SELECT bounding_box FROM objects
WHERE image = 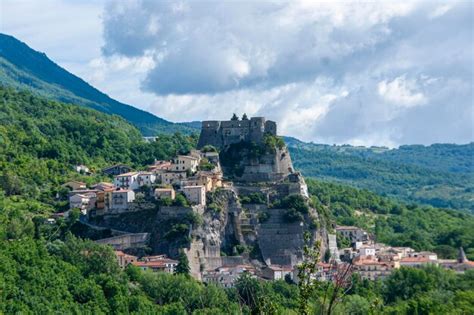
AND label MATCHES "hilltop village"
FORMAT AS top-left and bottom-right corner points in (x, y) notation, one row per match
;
(60, 115), (473, 287)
